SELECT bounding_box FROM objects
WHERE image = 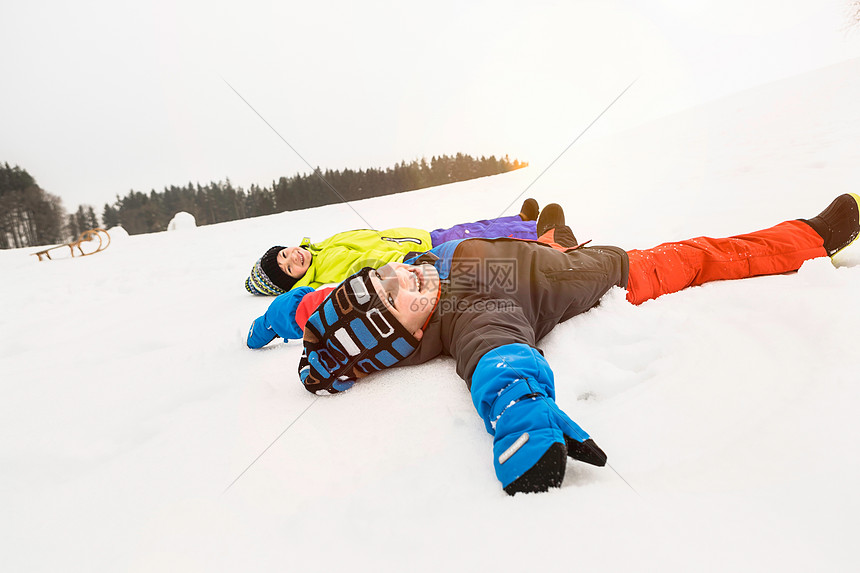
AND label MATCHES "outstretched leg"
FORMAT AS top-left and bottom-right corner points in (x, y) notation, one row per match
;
(625, 194), (860, 305)
(429, 214), (538, 244)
